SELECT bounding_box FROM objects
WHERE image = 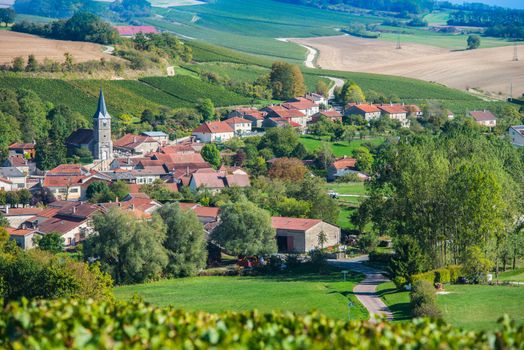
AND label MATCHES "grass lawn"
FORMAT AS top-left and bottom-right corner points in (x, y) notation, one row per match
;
(326, 182), (367, 196)
(115, 269), (369, 320)
(299, 136), (385, 157)
(438, 284), (524, 331)
(377, 282), (524, 331)
(377, 282), (411, 321)
(498, 267), (524, 282)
